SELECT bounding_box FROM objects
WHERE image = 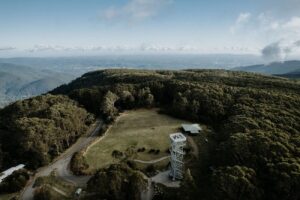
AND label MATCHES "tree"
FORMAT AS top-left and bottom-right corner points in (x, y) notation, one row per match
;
(101, 91), (119, 122)
(0, 169), (30, 193)
(211, 166), (263, 200)
(87, 164), (146, 200)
